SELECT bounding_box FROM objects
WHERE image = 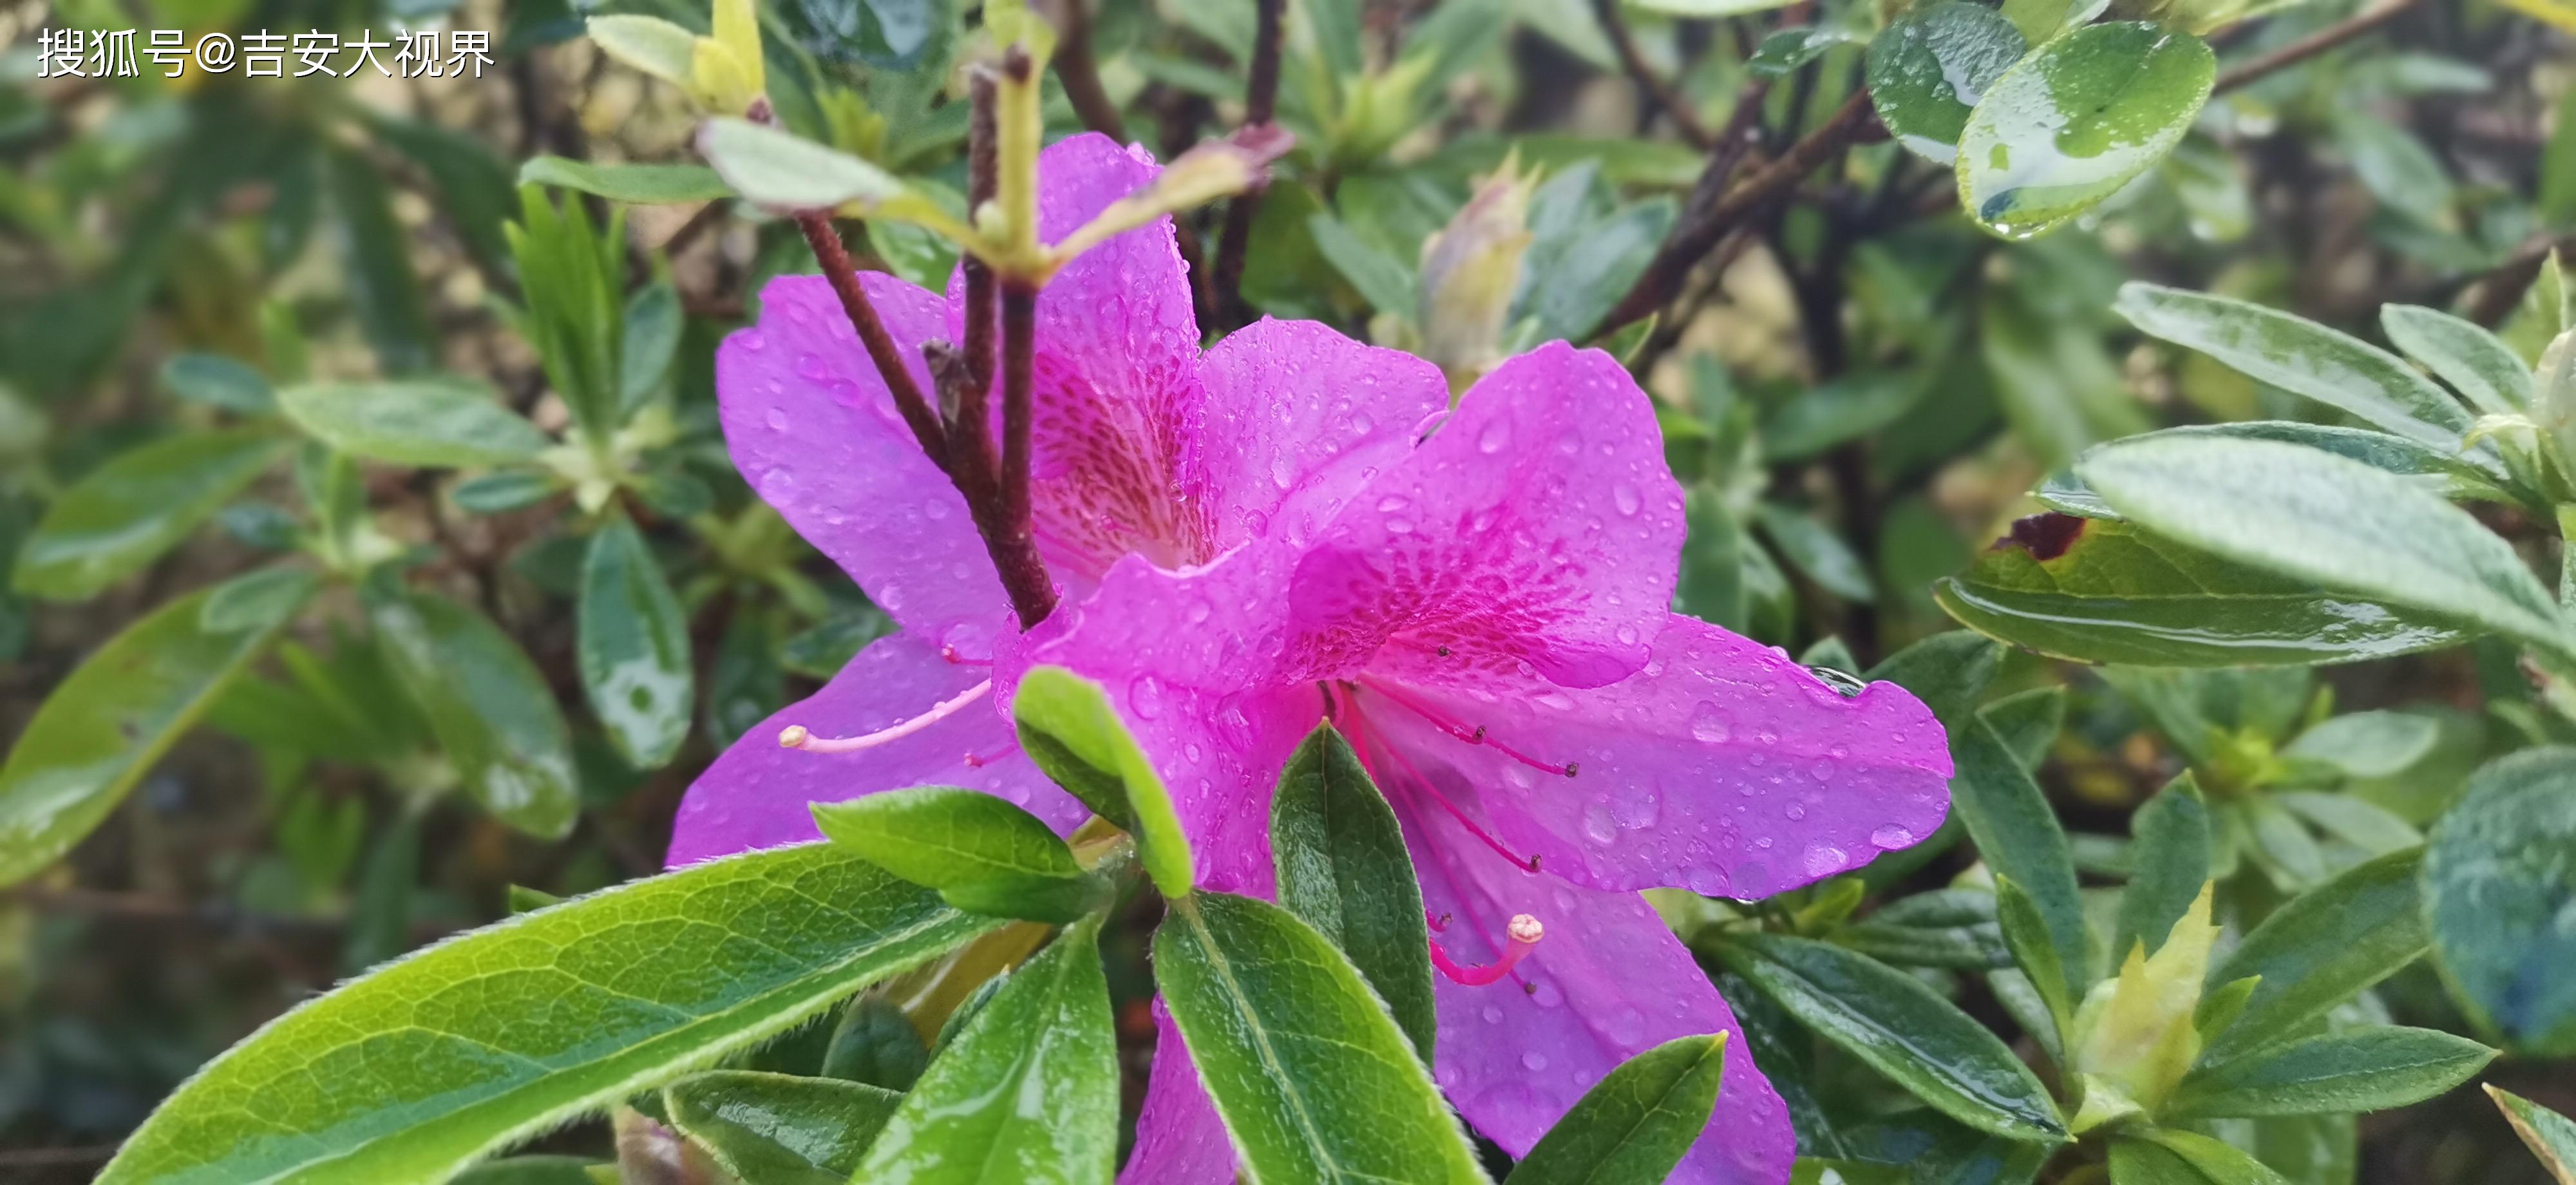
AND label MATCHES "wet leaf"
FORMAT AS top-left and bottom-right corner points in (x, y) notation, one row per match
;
(13, 429), (289, 601)
(663, 1071), (902, 1185)
(279, 381), (551, 468)
(1506, 1034), (1730, 1185)
(1958, 24), (2215, 239)
(1271, 723), (1437, 1062)
(2424, 748), (2576, 1054)
(578, 514), (695, 770)
(369, 589), (580, 839)
(1868, 3), (2029, 165)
